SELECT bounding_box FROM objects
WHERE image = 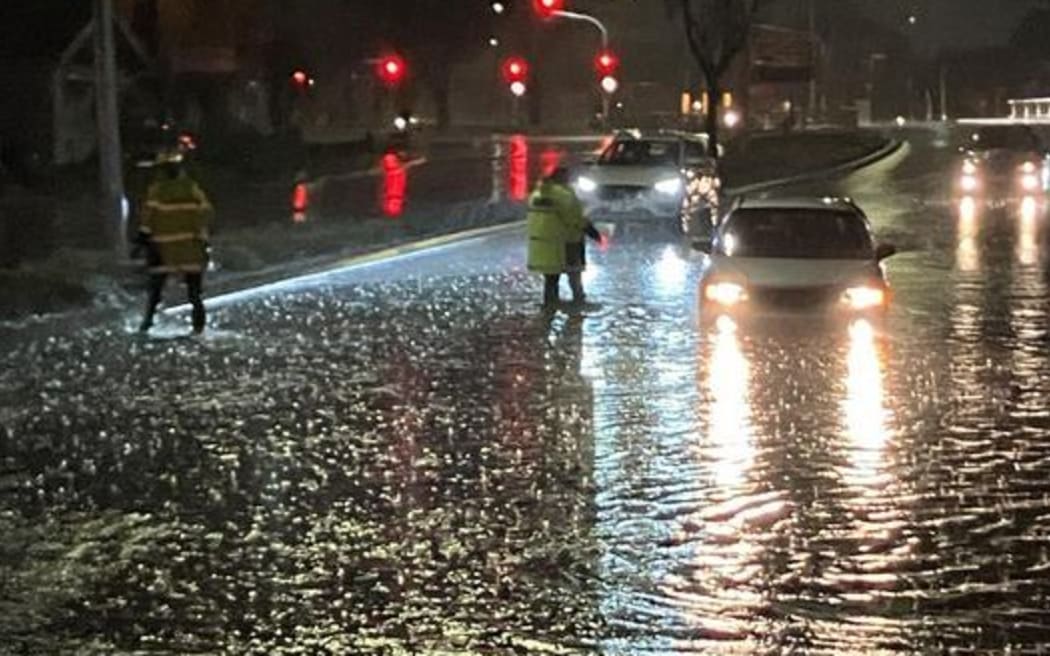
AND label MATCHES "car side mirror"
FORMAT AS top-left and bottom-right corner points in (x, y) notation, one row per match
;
(875, 243), (897, 260)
